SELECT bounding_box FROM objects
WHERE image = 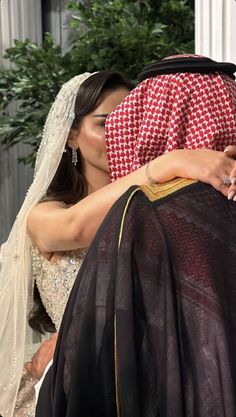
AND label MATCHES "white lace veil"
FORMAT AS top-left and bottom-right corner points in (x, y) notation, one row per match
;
(0, 72), (93, 417)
